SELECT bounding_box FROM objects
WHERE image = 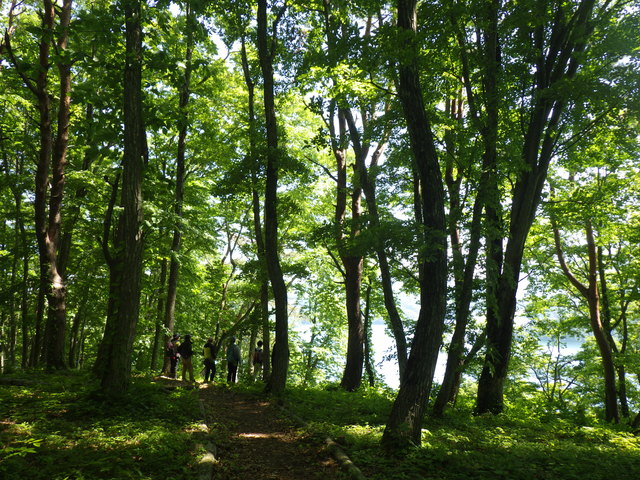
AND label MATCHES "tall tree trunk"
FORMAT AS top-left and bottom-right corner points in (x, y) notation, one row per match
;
(99, 0), (145, 395)
(154, 258), (168, 373)
(44, 0), (73, 370)
(31, 0), (54, 368)
(251, 172), (271, 382)
(328, 108), (364, 392)
(257, 0), (289, 395)
(616, 364), (629, 418)
(164, 3), (194, 361)
(3, 151), (31, 369)
(343, 108), (407, 383)
(341, 254), (364, 390)
(363, 282), (375, 387)
(21, 0), (73, 370)
(382, 0), (448, 450)
(476, 0), (597, 414)
(20, 231), (30, 369)
(30, 284), (46, 366)
(12, 160), (32, 369)
(93, 173), (120, 377)
(68, 283), (89, 368)
(260, 277), (271, 381)
(582, 226), (618, 423)
(552, 219), (619, 422)
(320, 4), (366, 392)
(434, 42), (495, 415)
(599, 246), (629, 417)
(241, 33), (271, 383)
(338, 189), (364, 392)
(8, 214), (19, 368)
(7, 0), (74, 370)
